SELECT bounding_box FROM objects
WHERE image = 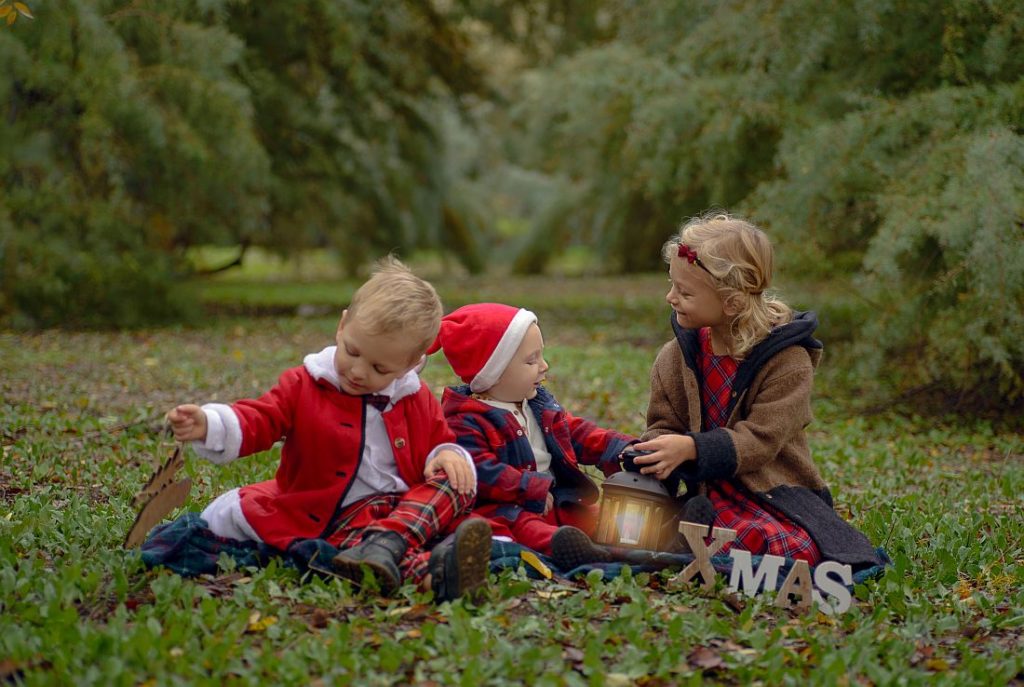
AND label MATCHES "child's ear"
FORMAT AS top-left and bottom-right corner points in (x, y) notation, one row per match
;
(723, 296), (741, 317)
(336, 309), (349, 336)
(409, 354), (428, 374)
